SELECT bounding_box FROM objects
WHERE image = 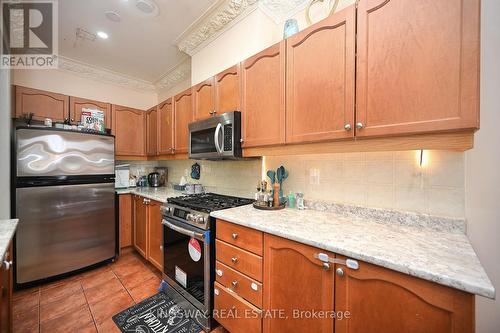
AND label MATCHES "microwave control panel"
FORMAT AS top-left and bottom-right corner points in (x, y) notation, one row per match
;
(223, 124), (233, 151)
